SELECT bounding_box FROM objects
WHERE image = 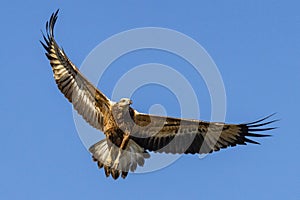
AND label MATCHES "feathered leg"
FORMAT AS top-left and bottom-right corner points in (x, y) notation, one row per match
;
(112, 134), (129, 170)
